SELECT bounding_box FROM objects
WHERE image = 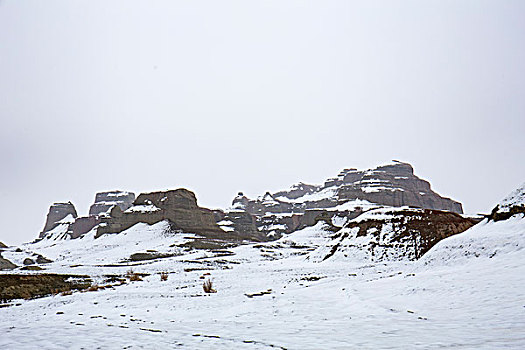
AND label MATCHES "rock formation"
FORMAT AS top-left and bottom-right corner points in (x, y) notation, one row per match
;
(69, 216), (101, 239)
(89, 191), (136, 216)
(487, 183), (525, 222)
(316, 208), (477, 262)
(35, 161), (472, 260)
(96, 189), (235, 239)
(222, 161), (464, 239)
(38, 188), (267, 242)
(0, 254), (16, 270)
(234, 161), (462, 216)
(39, 202), (77, 239)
